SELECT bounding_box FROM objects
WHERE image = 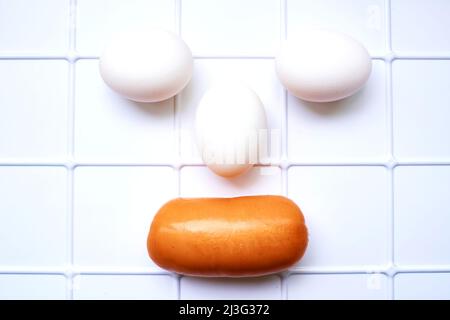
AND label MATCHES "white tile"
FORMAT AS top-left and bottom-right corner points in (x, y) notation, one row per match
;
(394, 166), (450, 266)
(287, 0), (385, 55)
(0, 167), (67, 266)
(393, 60), (450, 160)
(0, 275), (66, 300)
(0, 61), (68, 159)
(288, 274), (388, 300)
(395, 273), (450, 300)
(392, 0), (450, 53)
(74, 166), (175, 268)
(74, 60), (175, 162)
(288, 166), (389, 267)
(180, 166), (281, 197)
(180, 276), (281, 300)
(288, 61), (386, 162)
(76, 0), (175, 55)
(181, 0), (279, 56)
(73, 275), (176, 300)
(178, 59), (283, 163)
(0, 0), (69, 54)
